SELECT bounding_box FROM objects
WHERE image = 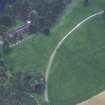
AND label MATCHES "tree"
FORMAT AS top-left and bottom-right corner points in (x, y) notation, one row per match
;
(7, 5), (16, 26)
(0, 36), (9, 85)
(42, 101), (49, 105)
(0, 84), (38, 105)
(83, 0), (90, 6)
(43, 28), (50, 35)
(0, 25), (8, 35)
(13, 0), (71, 34)
(0, 15), (13, 27)
(0, 36), (4, 60)
(3, 39), (11, 54)
(29, 10), (40, 33)
(13, 0), (31, 21)
(0, 25), (11, 54)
